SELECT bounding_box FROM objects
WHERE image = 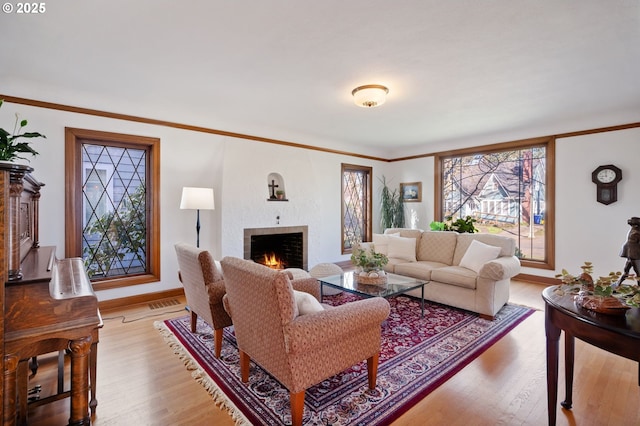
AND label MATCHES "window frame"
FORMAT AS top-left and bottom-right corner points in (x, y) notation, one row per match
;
(65, 127), (161, 290)
(434, 137), (555, 270)
(341, 163), (373, 255)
